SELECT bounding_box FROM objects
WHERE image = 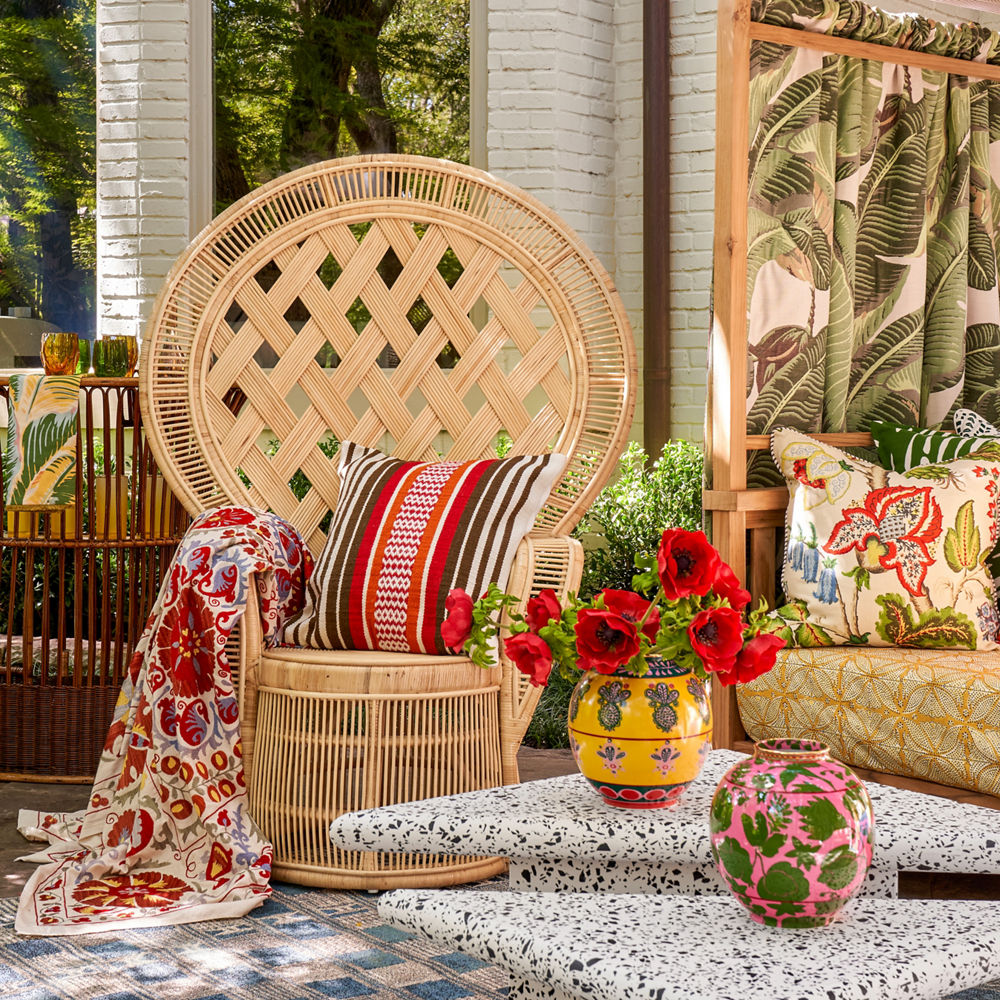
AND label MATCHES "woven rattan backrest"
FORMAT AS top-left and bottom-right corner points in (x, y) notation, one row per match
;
(141, 156), (636, 554)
